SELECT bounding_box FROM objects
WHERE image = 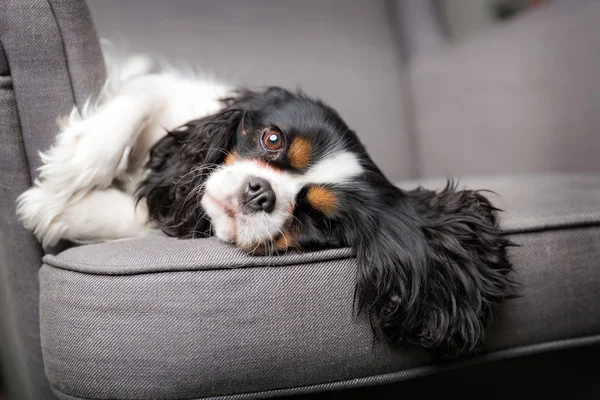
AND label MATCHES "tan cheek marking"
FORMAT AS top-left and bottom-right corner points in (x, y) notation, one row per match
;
(288, 137), (312, 170)
(275, 231), (295, 250)
(241, 231), (294, 255)
(224, 151), (239, 166)
(306, 186), (338, 215)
